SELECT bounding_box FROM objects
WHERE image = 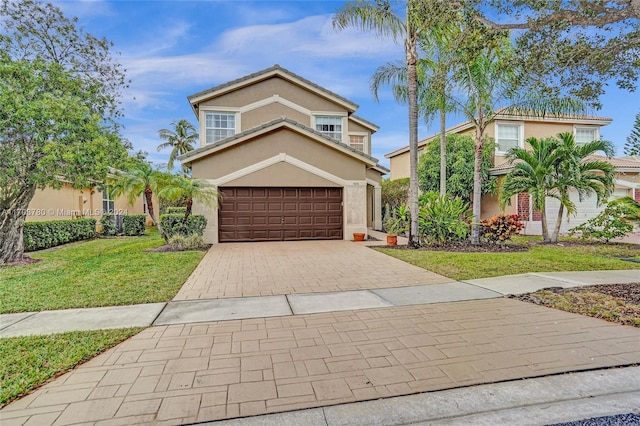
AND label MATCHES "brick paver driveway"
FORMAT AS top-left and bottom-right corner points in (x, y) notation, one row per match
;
(3, 298), (639, 425)
(175, 241), (452, 300)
